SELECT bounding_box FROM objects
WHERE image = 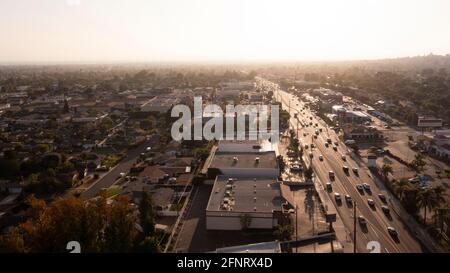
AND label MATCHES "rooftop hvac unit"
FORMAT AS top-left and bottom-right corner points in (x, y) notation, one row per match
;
(233, 156), (238, 162)
(254, 197), (257, 202)
(255, 157), (260, 163)
(253, 207), (257, 211)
